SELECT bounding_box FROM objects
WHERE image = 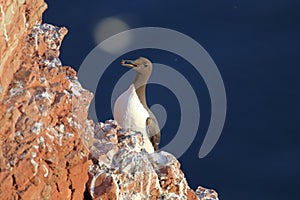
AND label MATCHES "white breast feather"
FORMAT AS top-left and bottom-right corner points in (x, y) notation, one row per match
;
(113, 84), (154, 153)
